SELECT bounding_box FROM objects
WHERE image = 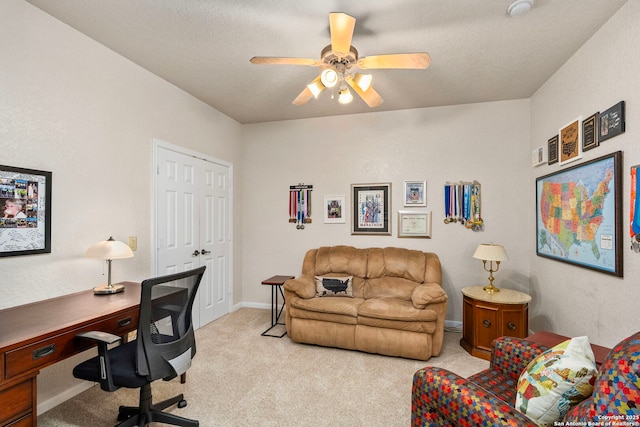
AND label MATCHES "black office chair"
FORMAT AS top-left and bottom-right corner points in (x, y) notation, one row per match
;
(73, 266), (206, 427)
